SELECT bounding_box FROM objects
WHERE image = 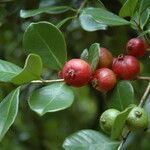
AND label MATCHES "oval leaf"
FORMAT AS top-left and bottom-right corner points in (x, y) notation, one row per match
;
(80, 48), (89, 61)
(28, 82), (74, 116)
(119, 0), (138, 17)
(111, 105), (135, 140)
(107, 81), (135, 111)
(23, 21), (67, 70)
(79, 13), (107, 31)
(11, 54), (42, 85)
(63, 130), (120, 150)
(20, 6), (72, 18)
(80, 7), (130, 27)
(88, 43), (100, 71)
(0, 87), (20, 141)
(0, 59), (22, 82)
